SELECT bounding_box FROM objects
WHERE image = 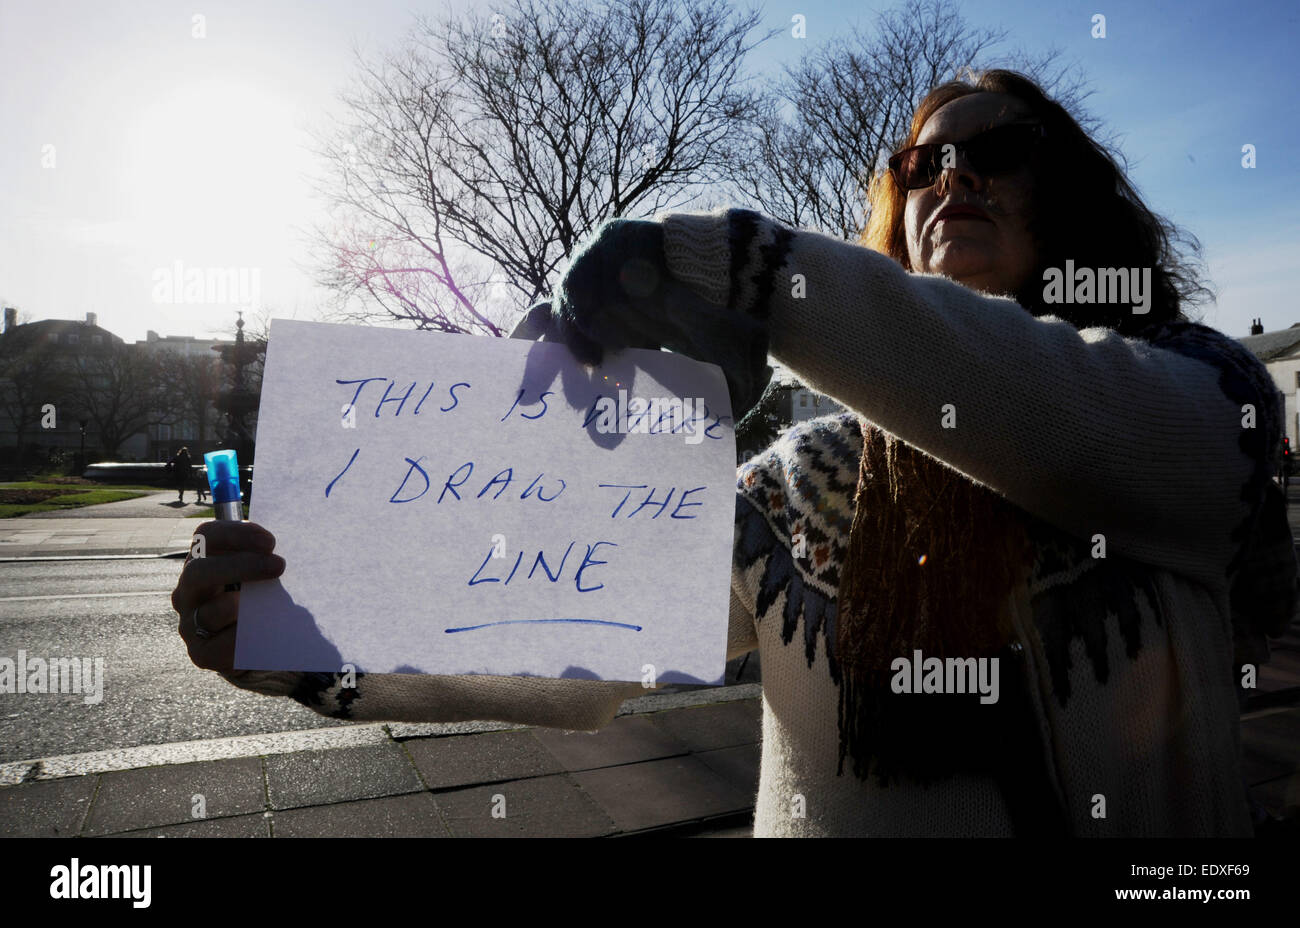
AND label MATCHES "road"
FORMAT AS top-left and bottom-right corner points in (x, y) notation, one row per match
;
(0, 559), (344, 763)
